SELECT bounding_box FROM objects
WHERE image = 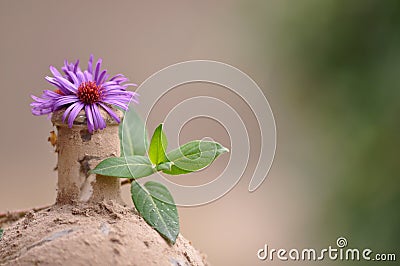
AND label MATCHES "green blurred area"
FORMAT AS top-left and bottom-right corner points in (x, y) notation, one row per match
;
(244, 0), (399, 260)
